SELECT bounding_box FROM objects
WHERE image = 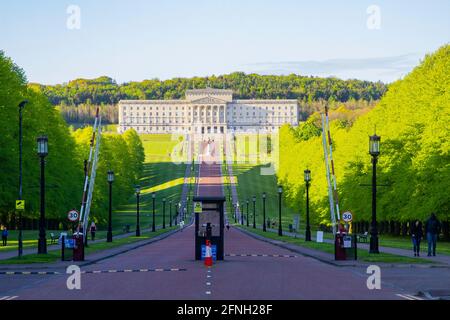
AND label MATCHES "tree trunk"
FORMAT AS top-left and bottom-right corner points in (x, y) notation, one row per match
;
(442, 221), (449, 241)
(394, 221), (401, 236)
(390, 220), (395, 235)
(401, 222), (408, 236)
